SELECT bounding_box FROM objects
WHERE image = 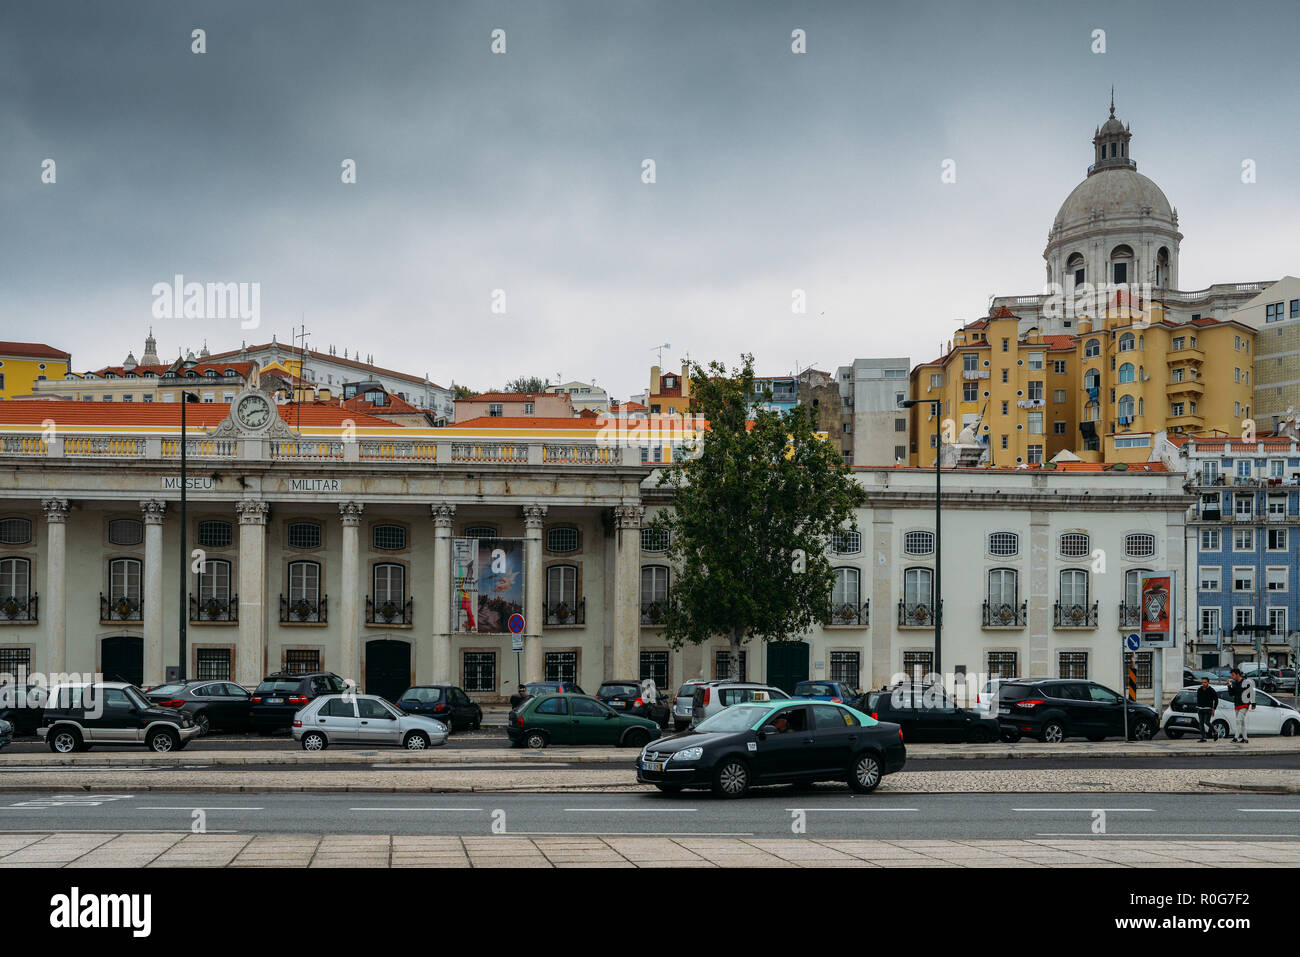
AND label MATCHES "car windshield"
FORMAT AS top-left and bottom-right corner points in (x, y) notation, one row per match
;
(677, 684), (699, 697)
(255, 680), (302, 695)
(796, 683), (836, 696)
(404, 688), (442, 703)
(694, 704), (771, 733)
(124, 686), (152, 710)
(148, 683), (187, 697)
